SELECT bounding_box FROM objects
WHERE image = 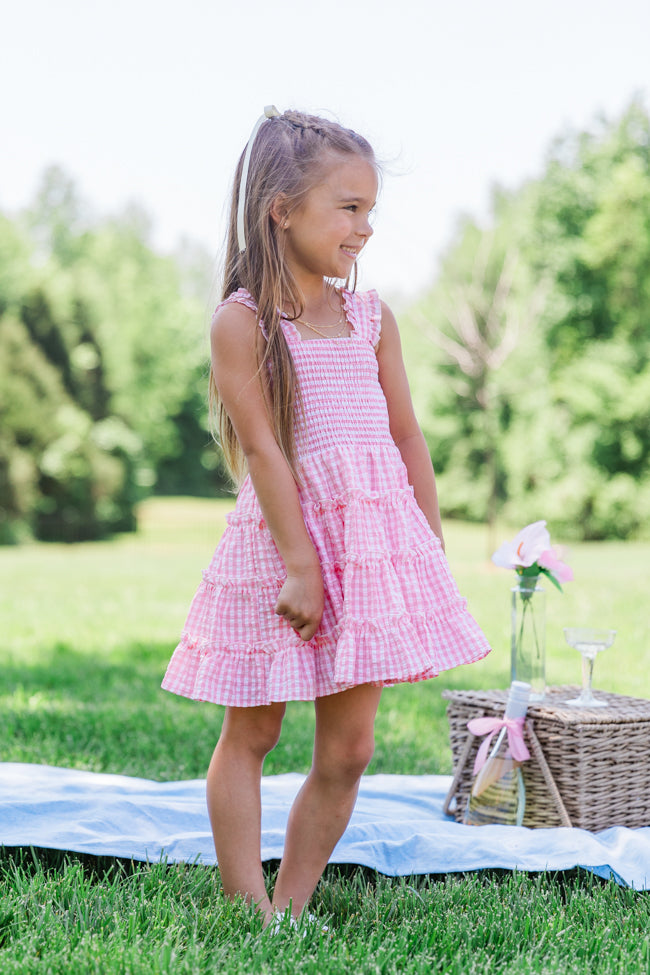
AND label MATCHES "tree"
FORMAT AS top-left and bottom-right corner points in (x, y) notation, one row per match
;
(0, 288), (142, 542)
(24, 164), (90, 267)
(0, 169), (225, 542)
(403, 98), (650, 540)
(411, 228), (548, 549)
